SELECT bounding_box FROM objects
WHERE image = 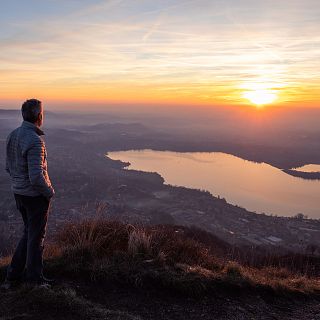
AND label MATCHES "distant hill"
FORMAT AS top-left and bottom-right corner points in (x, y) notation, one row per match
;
(283, 169), (320, 180)
(86, 122), (156, 134)
(0, 108), (56, 117)
(1, 218), (319, 320)
(0, 109), (20, 119)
